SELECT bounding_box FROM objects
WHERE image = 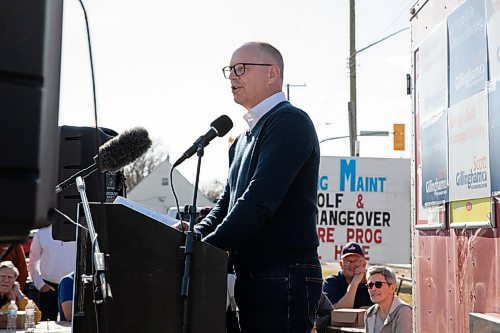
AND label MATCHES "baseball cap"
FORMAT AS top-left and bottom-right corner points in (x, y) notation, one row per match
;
(341, 242), (365, 259)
